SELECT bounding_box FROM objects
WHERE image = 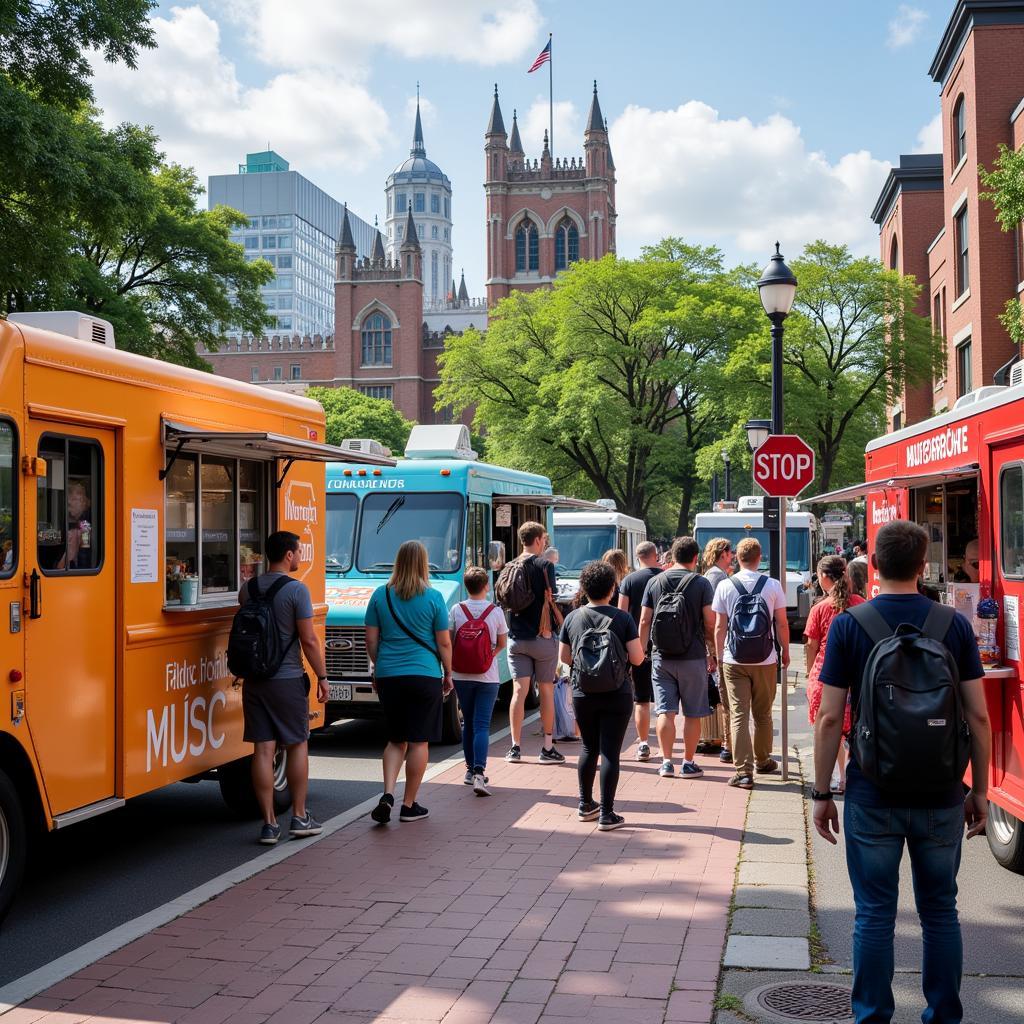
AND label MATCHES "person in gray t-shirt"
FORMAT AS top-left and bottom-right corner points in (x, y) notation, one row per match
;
(237, 531), (329, 846)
